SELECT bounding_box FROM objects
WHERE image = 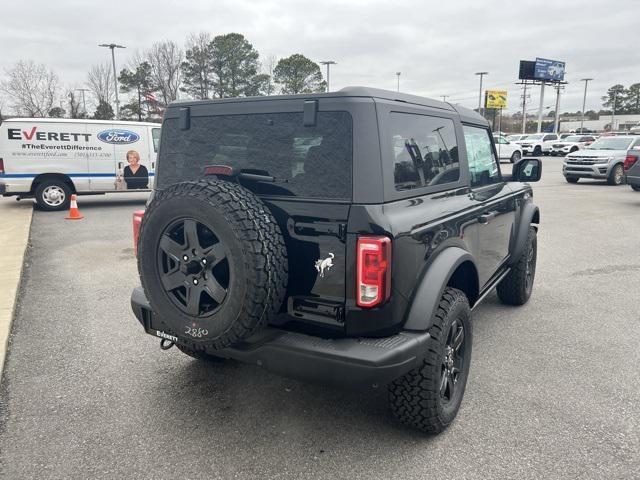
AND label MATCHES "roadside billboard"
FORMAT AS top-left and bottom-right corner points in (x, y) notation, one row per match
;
(534, 58), (565, 81)
(485, 90), (507, 109)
